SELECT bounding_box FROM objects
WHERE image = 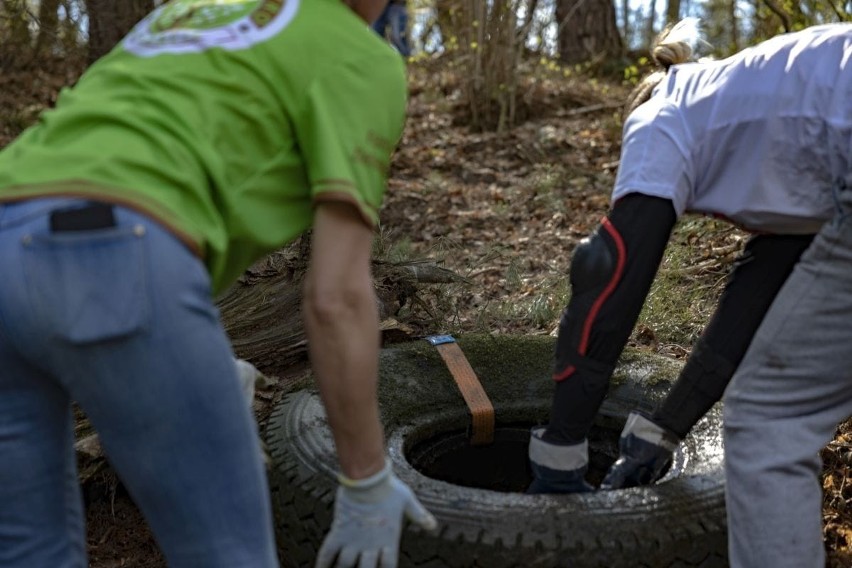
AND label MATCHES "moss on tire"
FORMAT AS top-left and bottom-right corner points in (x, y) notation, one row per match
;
(266, 334), (727, 567)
